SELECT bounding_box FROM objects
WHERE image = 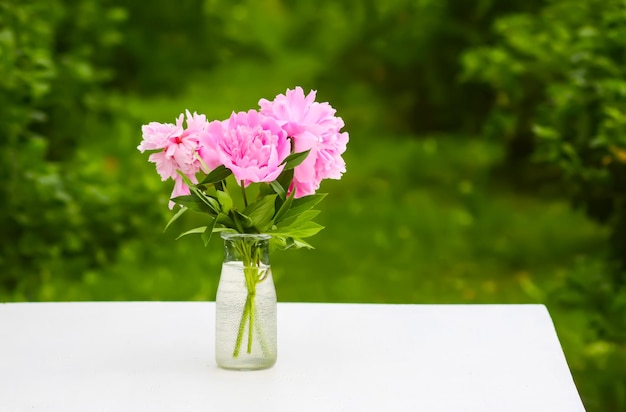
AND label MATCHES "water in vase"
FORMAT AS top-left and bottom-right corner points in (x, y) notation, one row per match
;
(215, 261), (277, 370)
